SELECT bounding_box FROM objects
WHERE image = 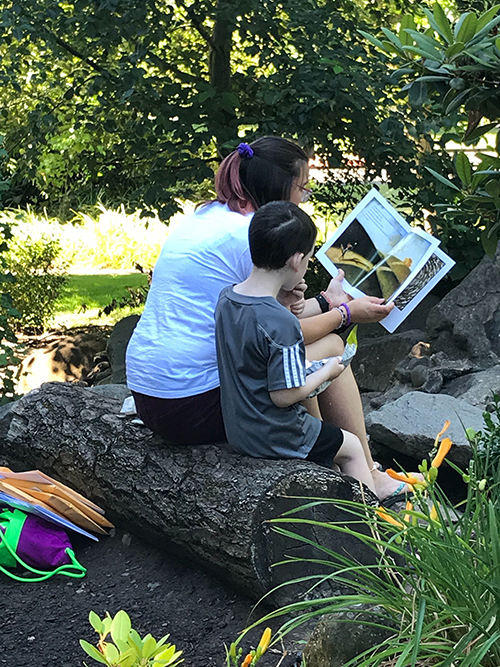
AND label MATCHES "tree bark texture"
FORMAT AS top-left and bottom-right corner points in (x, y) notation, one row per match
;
(0, 383), (378, 607)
